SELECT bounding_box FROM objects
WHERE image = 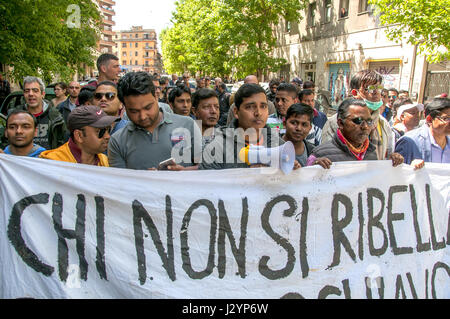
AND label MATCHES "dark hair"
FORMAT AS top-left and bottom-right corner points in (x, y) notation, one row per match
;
(219, 83), (227, 90)
(118, 71), (155, 103)
(387, 88), (399, 95)
(269, 79), (280, 88)
(398, 89), (409, 94)
(96, 53), (119, 72)
(392, 97), (413, 111)
(168, 85), (191, 104)
(97, 81), (117, 91)
(350, 70), (383, 90)
(276, 83), (298, 97)
(425, 97), (450, 118)
(55, 82), (68, 91)
(298, 89), (315, 102)
(285, 103), (314, 122)
(78, 87), (95, 106)
(192, 88), (218, 109)
(234, 83), (266, 109)
(337, 98), (367, 120)
(302, 80), (315, 89)
(6, 109), (37, 128)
